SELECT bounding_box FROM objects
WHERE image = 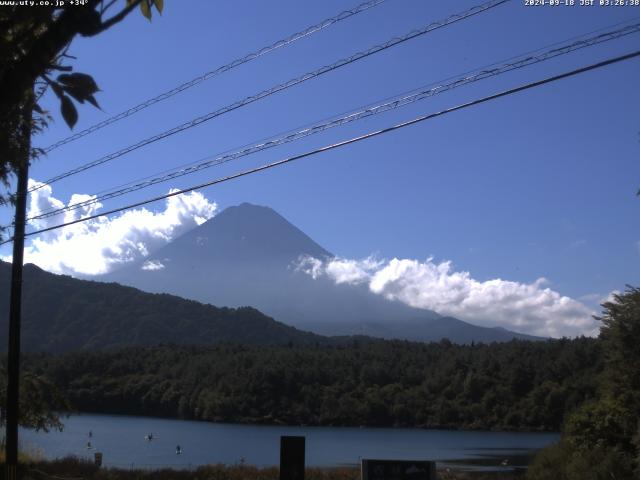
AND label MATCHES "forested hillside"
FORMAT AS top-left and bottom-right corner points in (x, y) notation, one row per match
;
(0, 262), (326, 352)
(26, 337), (600, 432)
